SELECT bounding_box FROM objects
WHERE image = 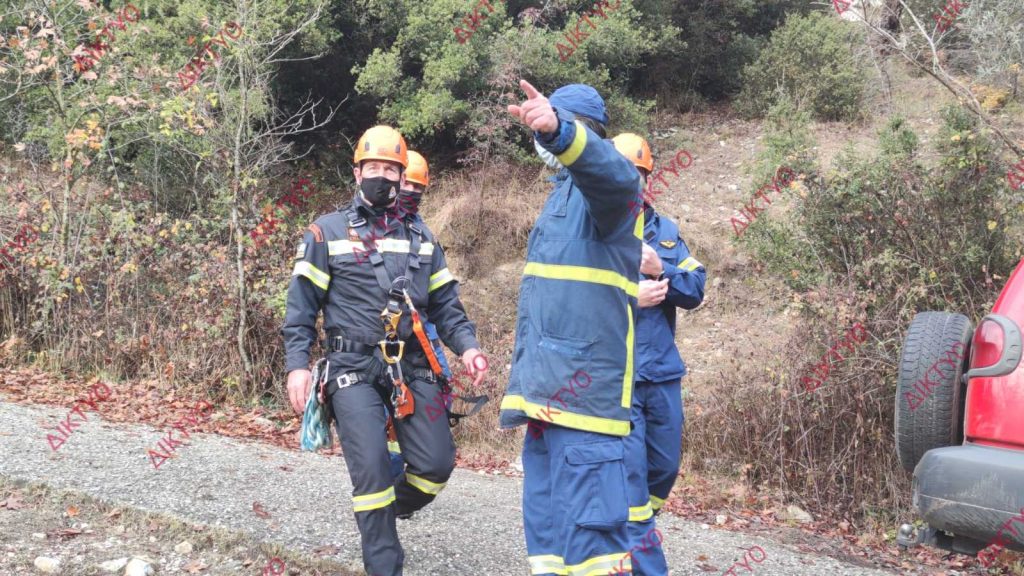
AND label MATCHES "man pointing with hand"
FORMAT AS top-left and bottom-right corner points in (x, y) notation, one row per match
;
(499, 80), (646, 576)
